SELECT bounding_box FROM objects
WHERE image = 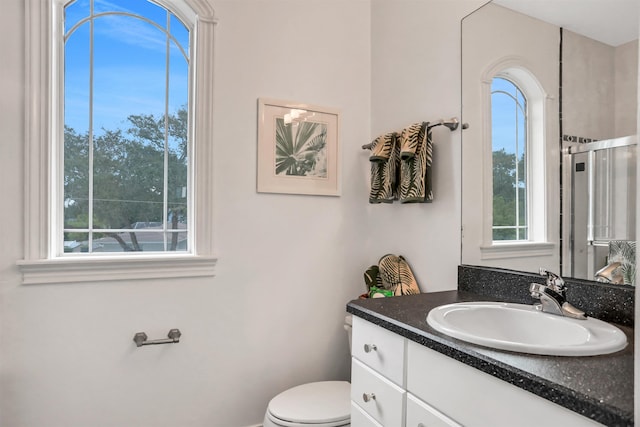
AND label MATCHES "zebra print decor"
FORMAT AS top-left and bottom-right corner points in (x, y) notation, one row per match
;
(608, 241), (636, 286)
(400, 121), (433, 203)
(369, 132), (400, 203)
(377, 254), (421, 296)
(367, 122), (433, 203)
